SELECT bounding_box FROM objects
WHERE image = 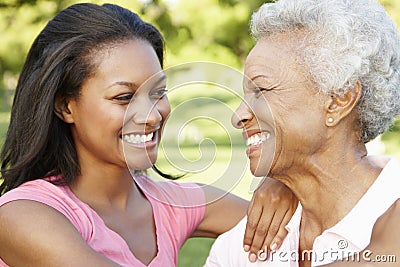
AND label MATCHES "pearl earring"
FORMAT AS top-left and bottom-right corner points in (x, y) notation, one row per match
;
(327, 117), (334, 123)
